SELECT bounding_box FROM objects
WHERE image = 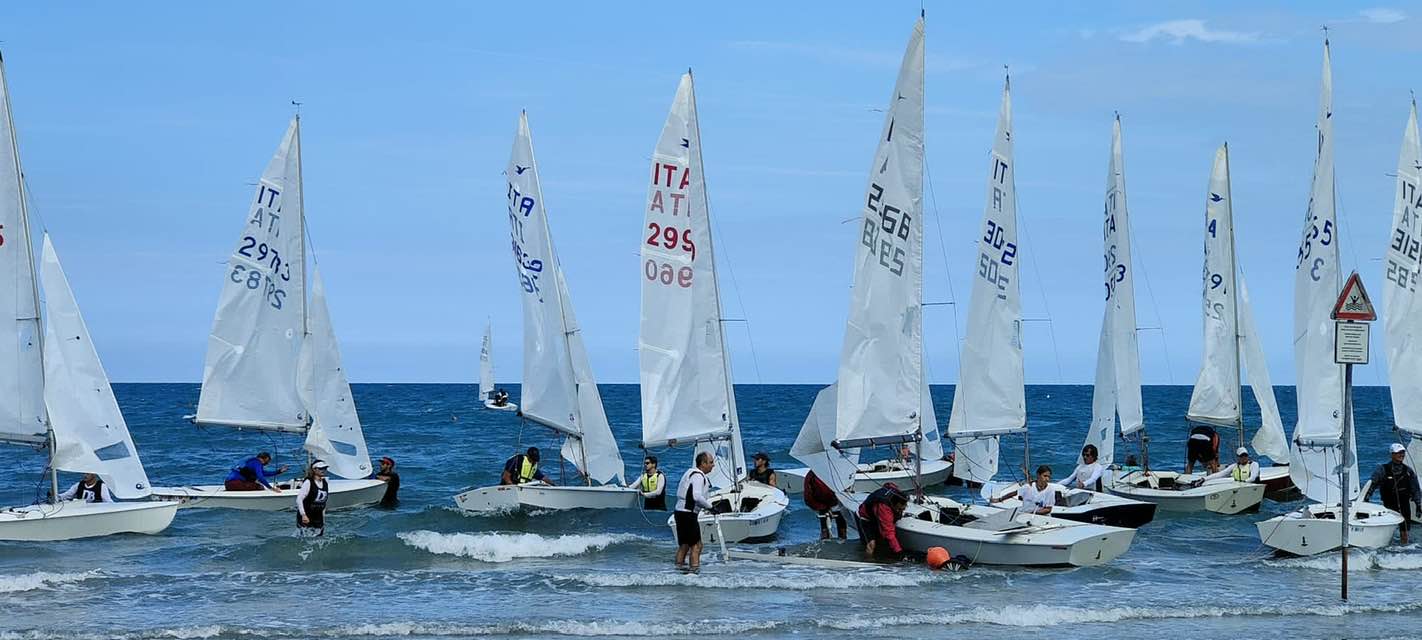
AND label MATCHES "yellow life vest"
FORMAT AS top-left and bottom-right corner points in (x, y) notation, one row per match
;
(640, 472), (659, 493)
(518, 456), (538, 484)
(1232, 463), (1251, 483)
